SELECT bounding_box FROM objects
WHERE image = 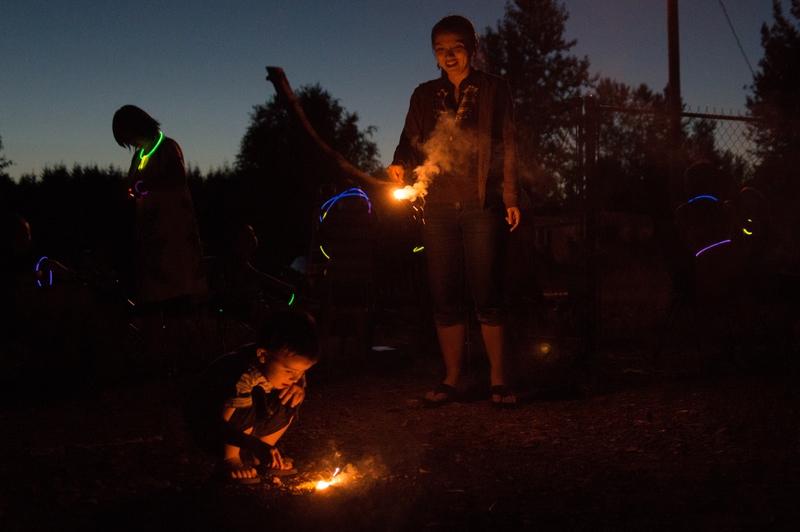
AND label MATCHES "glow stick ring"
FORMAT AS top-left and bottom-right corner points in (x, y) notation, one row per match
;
(695, 239), (731, 257)
(35, 256), (53, 286)
(319, 188), (372, 222)
(688, 194), (718, 203)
